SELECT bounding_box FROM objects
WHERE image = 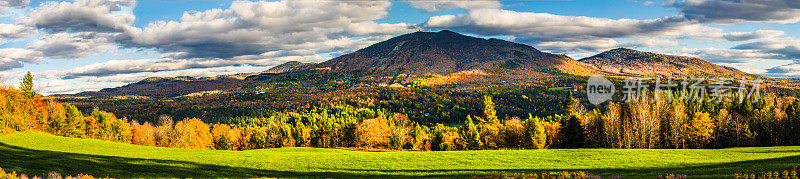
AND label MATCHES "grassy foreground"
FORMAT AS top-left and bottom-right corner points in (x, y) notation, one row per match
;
(1, 133), (799, 178)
